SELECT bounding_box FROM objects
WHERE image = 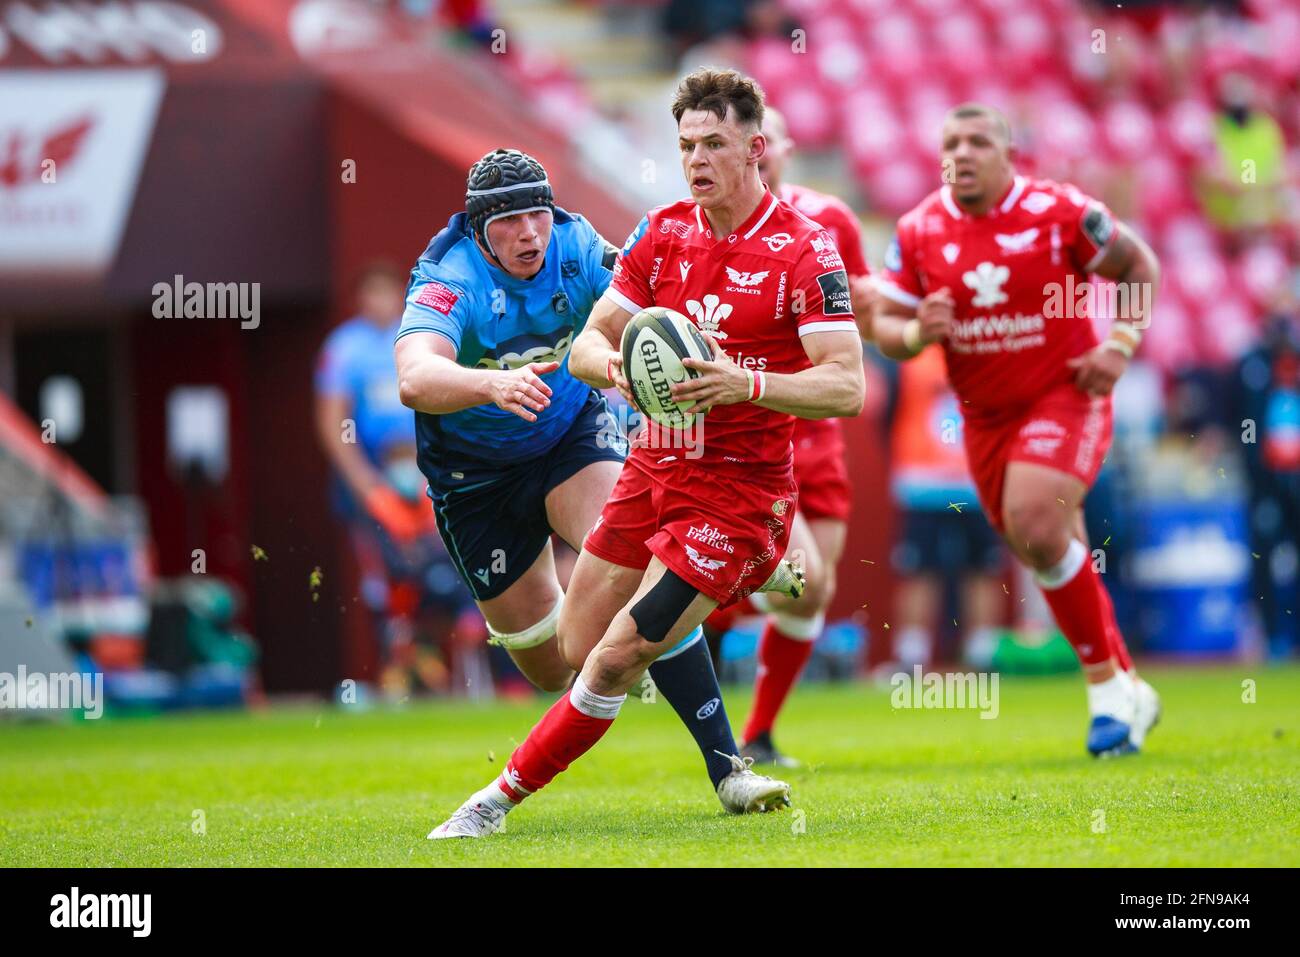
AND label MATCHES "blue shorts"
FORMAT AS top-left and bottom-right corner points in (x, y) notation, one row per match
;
(425, 389), (626, 601)
(891, 506), (1004, 577)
